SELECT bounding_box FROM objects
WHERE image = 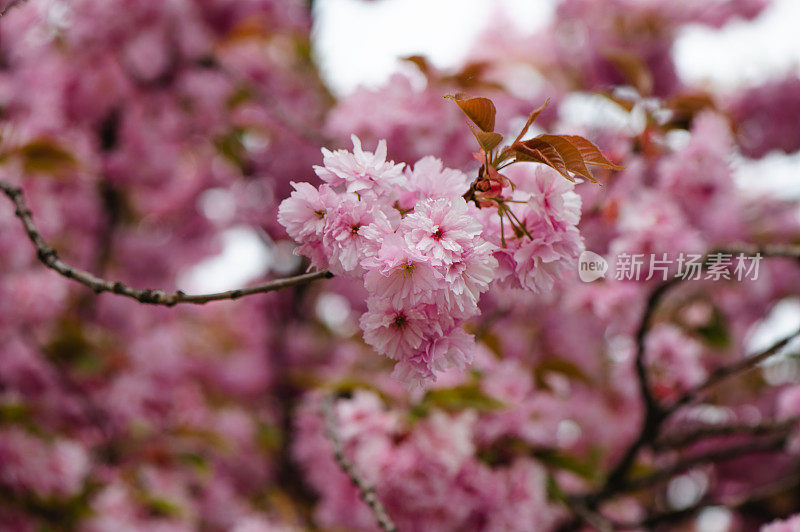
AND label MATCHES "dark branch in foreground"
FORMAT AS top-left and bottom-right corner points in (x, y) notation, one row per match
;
(322, 395), (397, 532)
(666, 326), (800, 414)
(601, 278), (680, 492)
(619, 434), (788, 494)
(613, 465), (800, 530)
(563, 246), (800, 529)
(654, 417), (800, 450)
(565, 327), (800, 529)
(0, 180), (331, 306)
